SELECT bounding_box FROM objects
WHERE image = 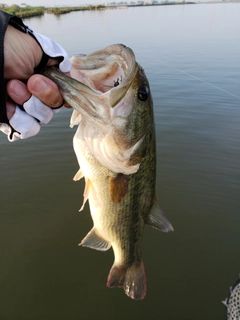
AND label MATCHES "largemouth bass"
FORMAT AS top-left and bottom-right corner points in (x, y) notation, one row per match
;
(44, 44), (173, 300)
